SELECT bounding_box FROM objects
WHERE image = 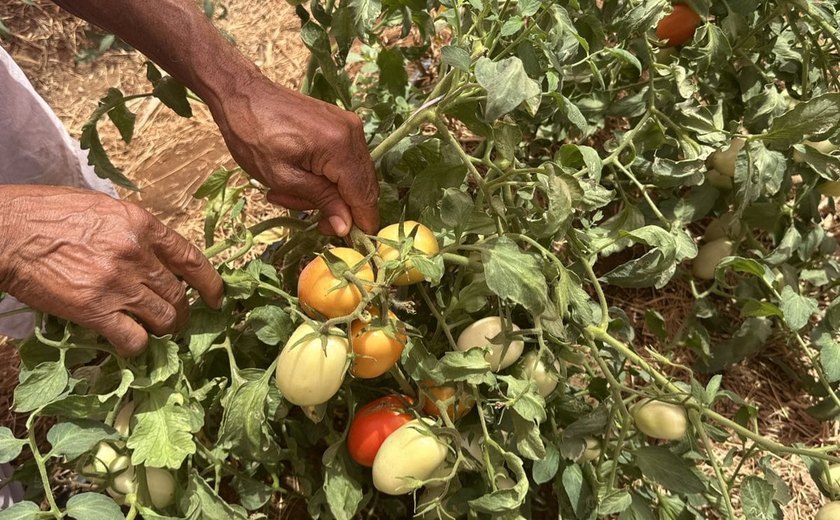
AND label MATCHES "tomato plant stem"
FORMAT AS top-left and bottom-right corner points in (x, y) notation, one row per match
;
(28, 426), (61, 518)
(370, 109), (435, 162)
(689, 410), (736, 517)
